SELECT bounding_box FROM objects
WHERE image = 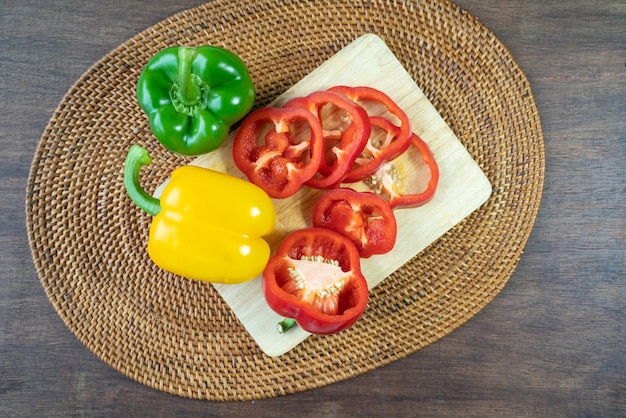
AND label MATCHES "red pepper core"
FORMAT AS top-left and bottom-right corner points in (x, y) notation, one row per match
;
(366, 132), (440, 208)
(262, 227), (369, 335)
(312, 188), (397, 258)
